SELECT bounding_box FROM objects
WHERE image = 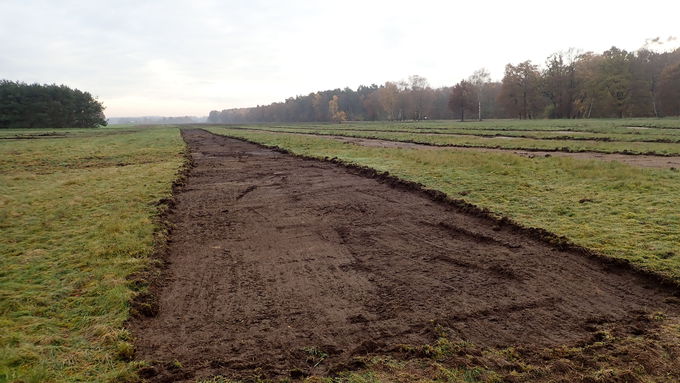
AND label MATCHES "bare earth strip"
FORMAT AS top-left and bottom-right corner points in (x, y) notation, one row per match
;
(327, 135), (680, 168)
(242, 130), (680, 169)
(131, 129), (678, 382)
